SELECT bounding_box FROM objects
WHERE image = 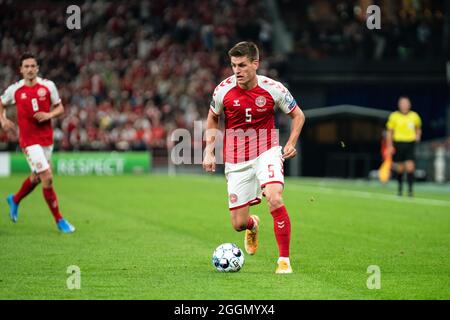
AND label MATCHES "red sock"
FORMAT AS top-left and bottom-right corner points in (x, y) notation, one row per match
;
(13, 177), (38, 204)
(246, 216), (255, 231)
(42, 187), (63, 222)
(271, 205), (291, 257)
